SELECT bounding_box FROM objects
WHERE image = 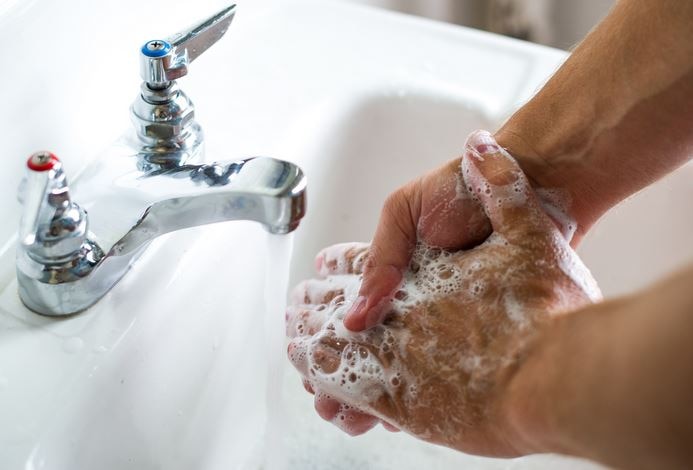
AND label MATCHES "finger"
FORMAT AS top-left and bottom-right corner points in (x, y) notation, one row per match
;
(333, 404), (380, 436)
(289, 334), (351, 380)
(381, 421), (401, 432)
(303, 379), (315, 394)
(461, 130), (555, 244)
(310, 335), (346, 375)
(287, 337), (310, 376)
(285, 304), (329, 338)
(314, 390), (341, 421)
(315, 242), (370, 276)
(416, 158), (491, 250)
(344, 183), (421, 331)
(315, 391), (379, 436)
(289, 278), (349, 307)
